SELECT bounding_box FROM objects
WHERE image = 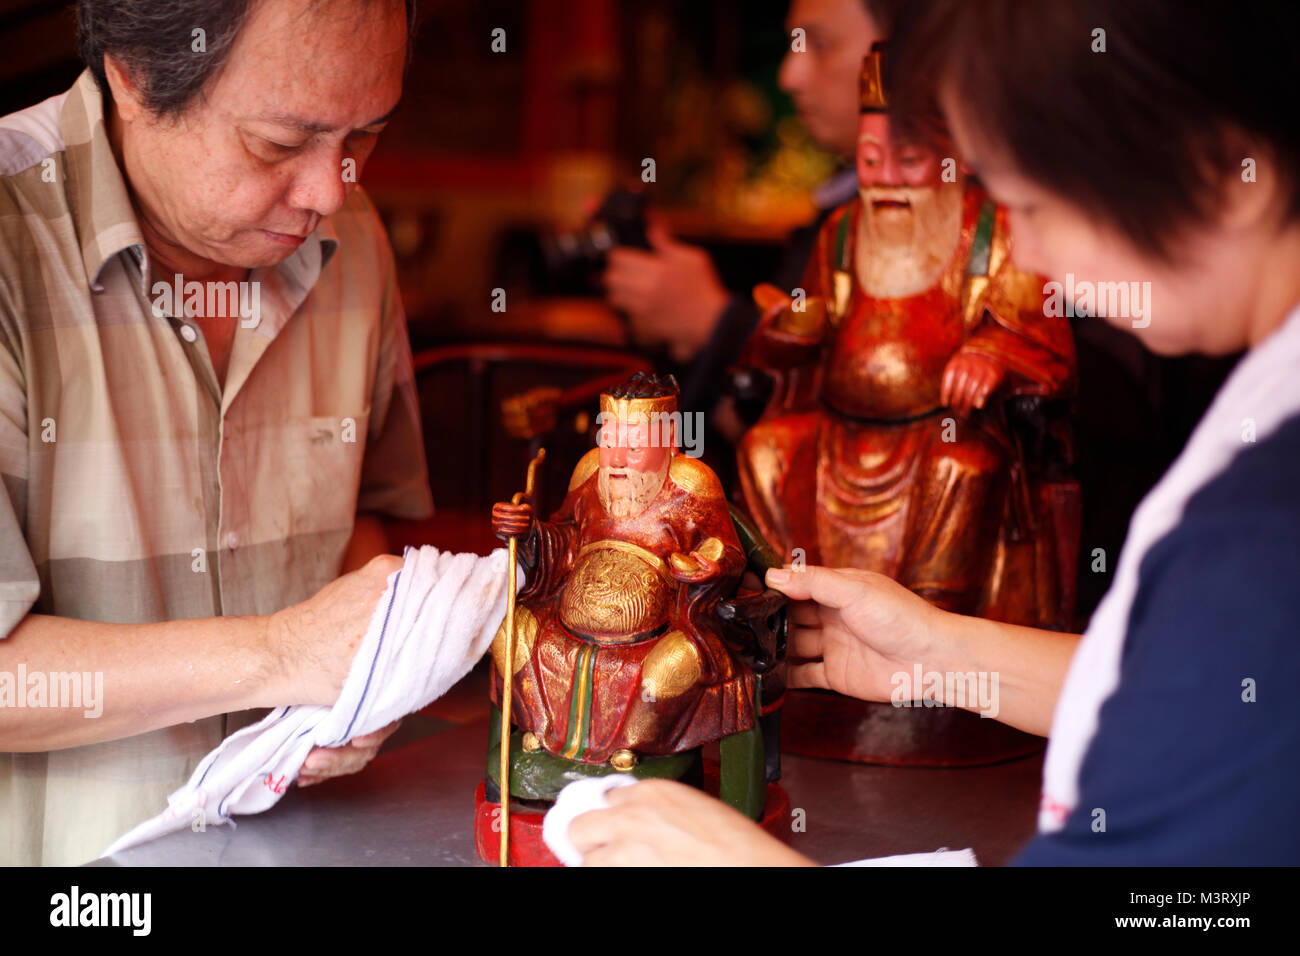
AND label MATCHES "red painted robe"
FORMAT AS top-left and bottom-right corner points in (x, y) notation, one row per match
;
(491, 449), (755, 763)
(737, 180), (1076, 622)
